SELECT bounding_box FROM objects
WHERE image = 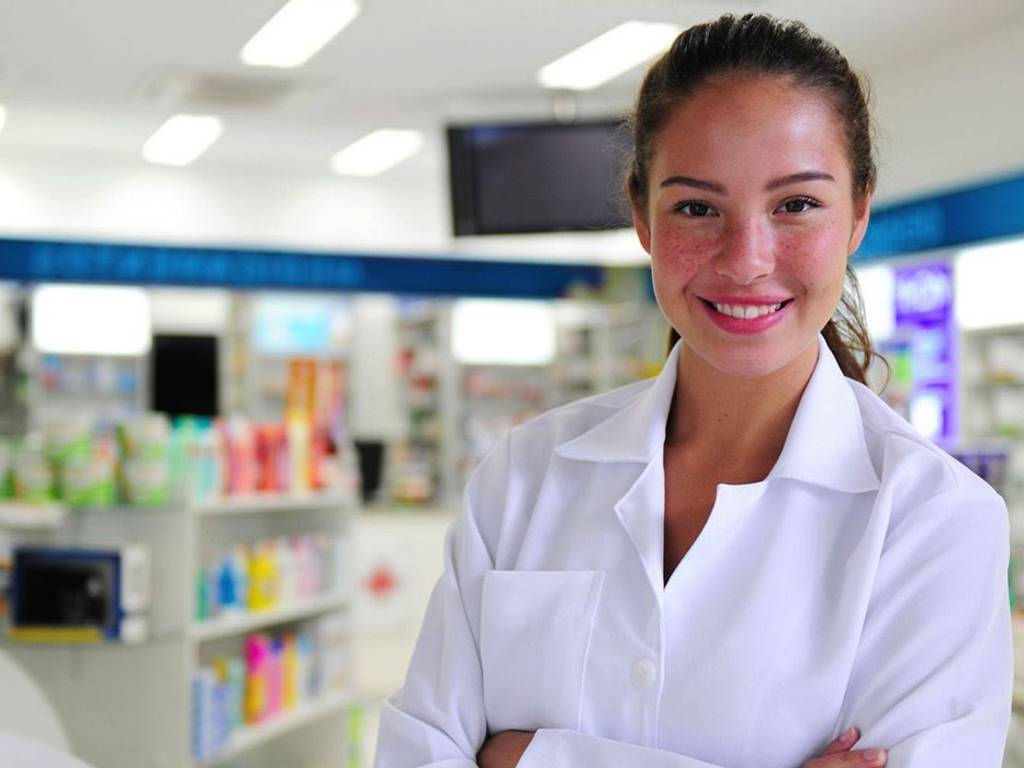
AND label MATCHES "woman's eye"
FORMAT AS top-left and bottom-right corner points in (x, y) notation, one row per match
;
(674, 201), (715, 217)
(777, 197), (820, 214)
